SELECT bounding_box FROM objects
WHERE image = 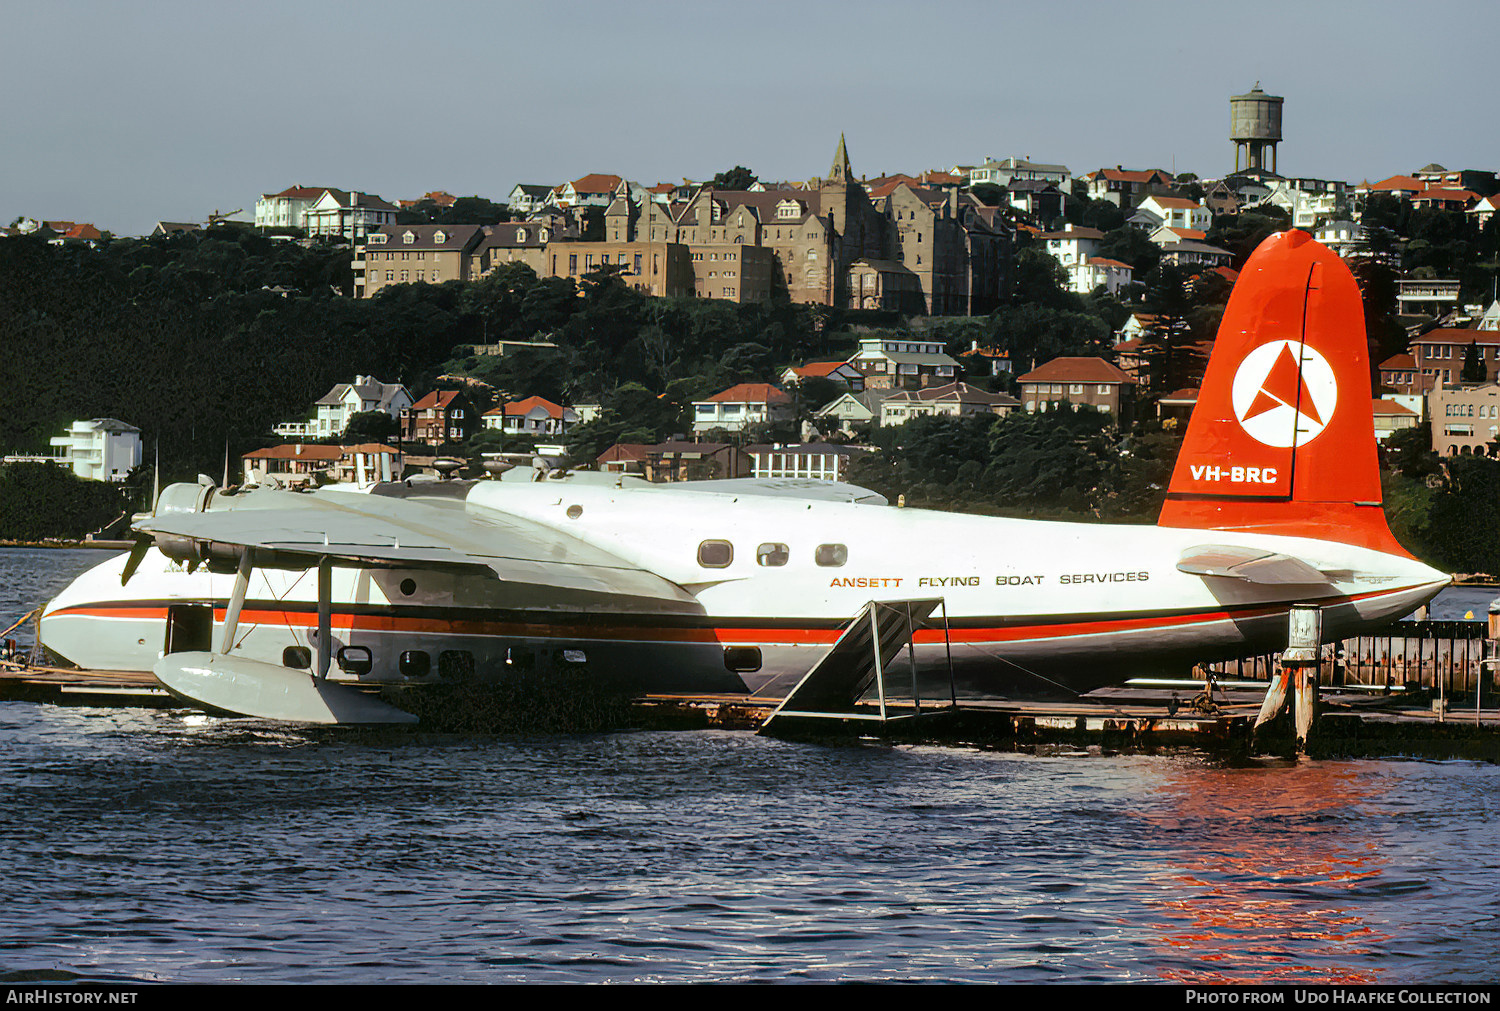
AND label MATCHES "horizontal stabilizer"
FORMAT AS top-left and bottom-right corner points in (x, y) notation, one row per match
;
(154, 652), (418, 724)
(1177, 544), (1330, 585)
